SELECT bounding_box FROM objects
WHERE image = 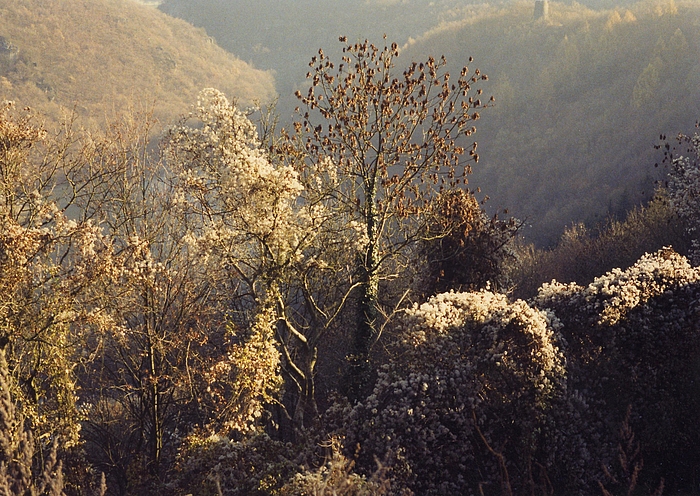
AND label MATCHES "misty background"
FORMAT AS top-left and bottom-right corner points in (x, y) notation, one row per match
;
(156, 0), (700, 245)
(2, 0), (697, 245)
